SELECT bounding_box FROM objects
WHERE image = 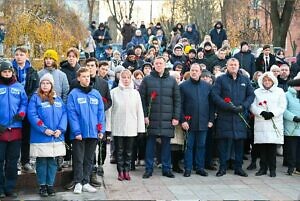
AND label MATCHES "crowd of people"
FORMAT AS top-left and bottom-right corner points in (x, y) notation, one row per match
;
(0, 20), (300, 198)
